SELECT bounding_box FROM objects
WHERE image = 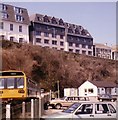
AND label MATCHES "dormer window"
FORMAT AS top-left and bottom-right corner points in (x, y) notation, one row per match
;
(37, 17), (42, 21)
(51, 17), (57, 24)
(75, 28), (80, 34)
(81, 29), (86, 35)
(59, 19), (64, 25)
(14, 7), (22, 14)
(43, 15), (50, 23)
(68, 27), (73, 33)
(15, 15), (23, 22)
(2, 4), (7, 11)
